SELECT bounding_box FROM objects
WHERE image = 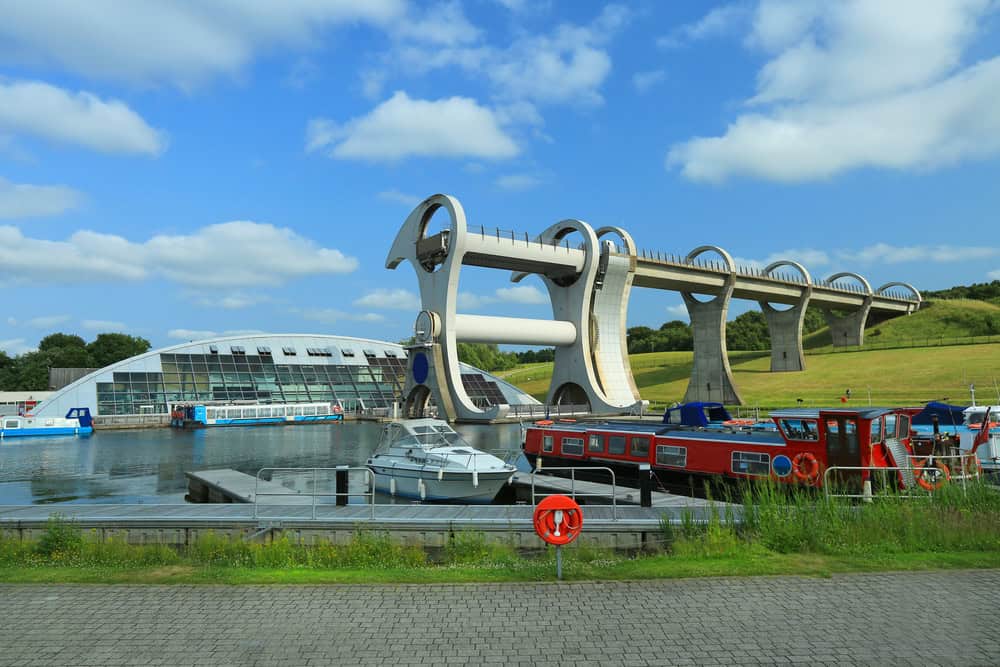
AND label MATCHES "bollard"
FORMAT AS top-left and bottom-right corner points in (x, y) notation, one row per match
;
(638, 463), (652, 508)
(336, 465), (348, 506)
